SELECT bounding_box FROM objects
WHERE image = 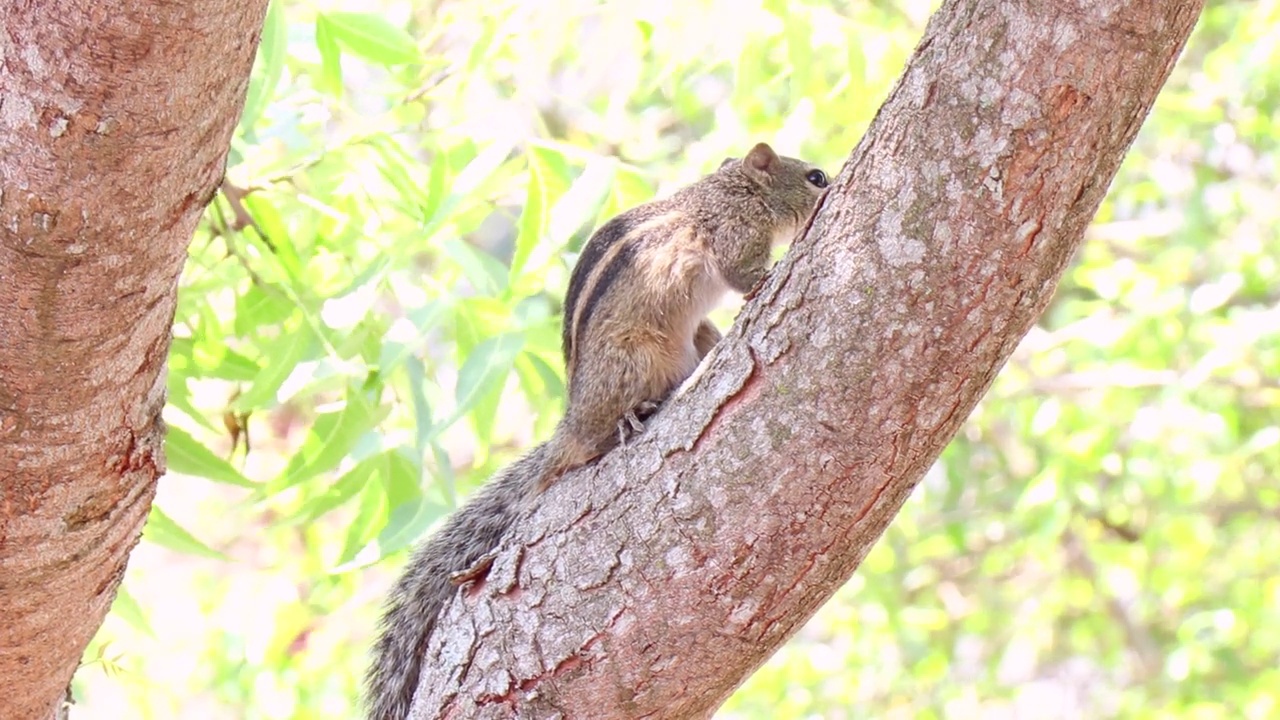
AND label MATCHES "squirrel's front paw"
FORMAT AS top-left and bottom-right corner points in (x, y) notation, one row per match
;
(616, 399), (662, 446)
